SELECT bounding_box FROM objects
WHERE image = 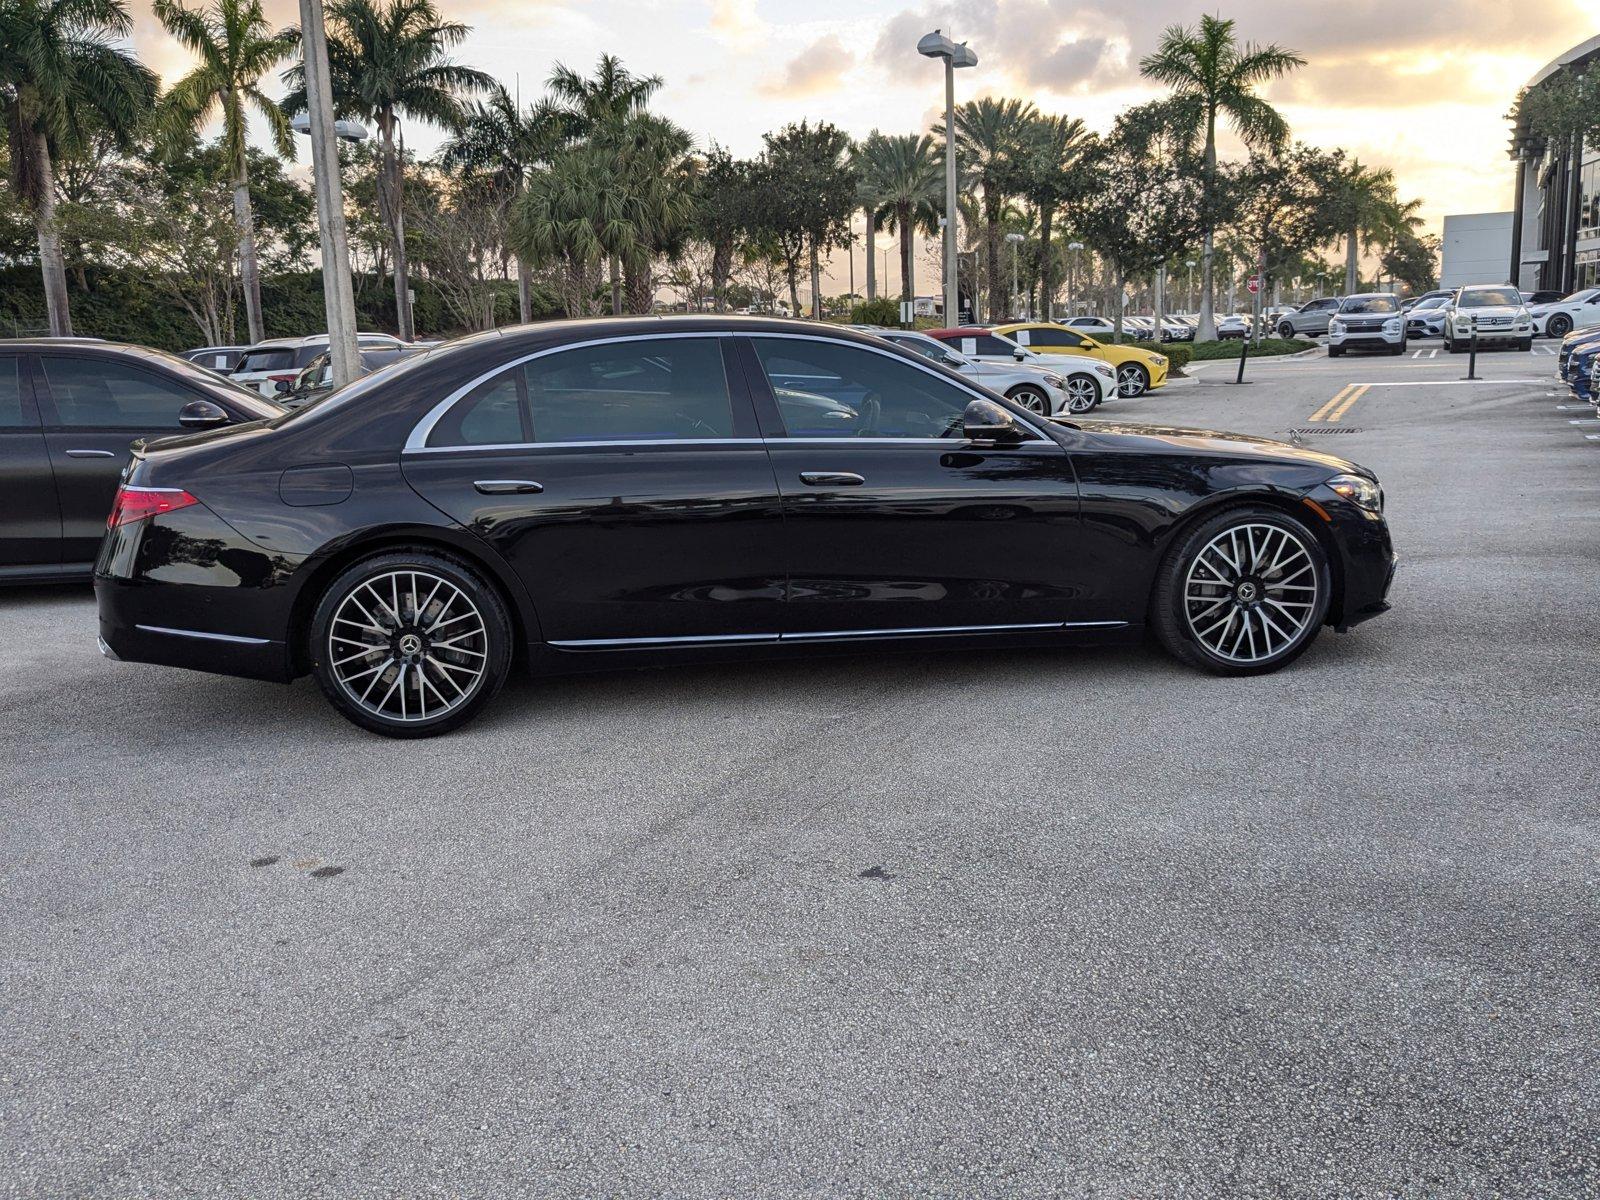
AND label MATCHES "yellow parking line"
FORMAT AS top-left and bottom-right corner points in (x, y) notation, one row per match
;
(1311, 384), (1355, 422)
(1329, 384), (1369, 422)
